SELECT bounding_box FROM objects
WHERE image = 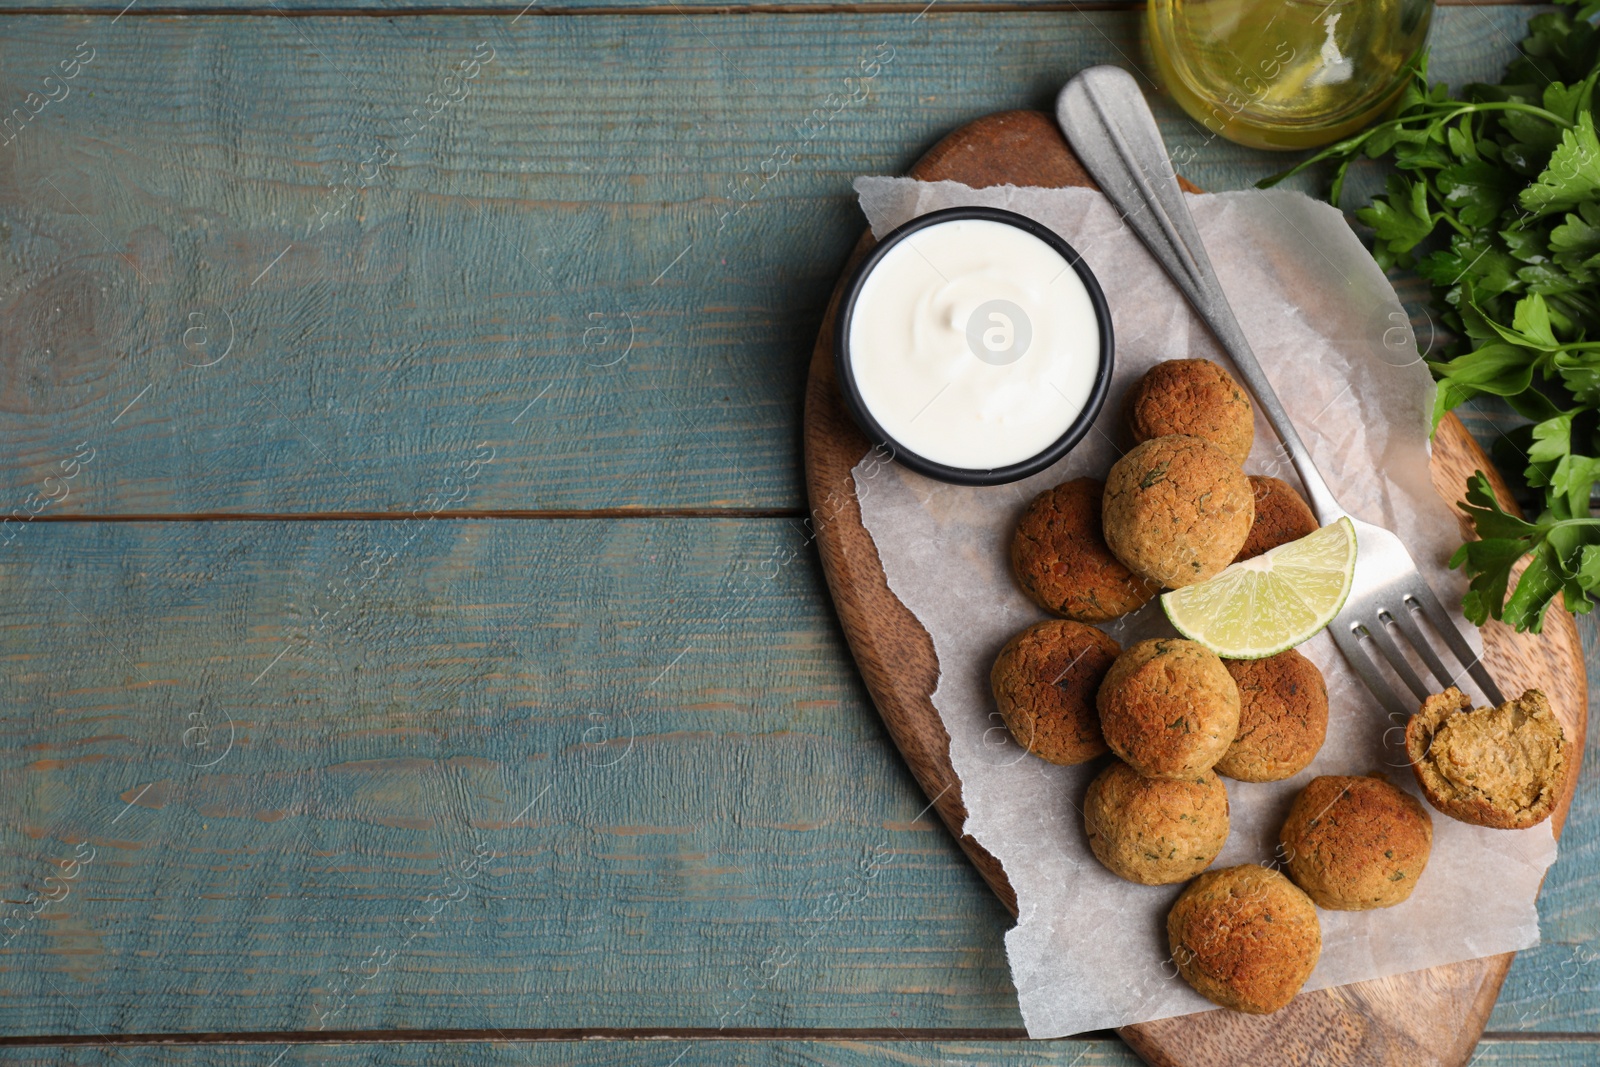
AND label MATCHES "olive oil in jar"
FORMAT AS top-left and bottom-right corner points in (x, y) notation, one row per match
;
(1147, 0), (1434, 150)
